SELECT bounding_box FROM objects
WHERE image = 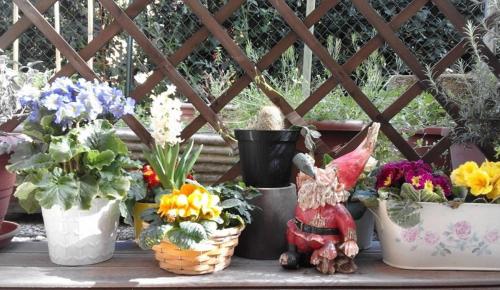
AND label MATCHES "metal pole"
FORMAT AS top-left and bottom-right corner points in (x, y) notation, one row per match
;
(13, 3), (19, 71)
(87, 0), (94, 69)
(125, 0), (134, 96)
(302, 0), (315, 98)
(54, 1), (61, 71)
